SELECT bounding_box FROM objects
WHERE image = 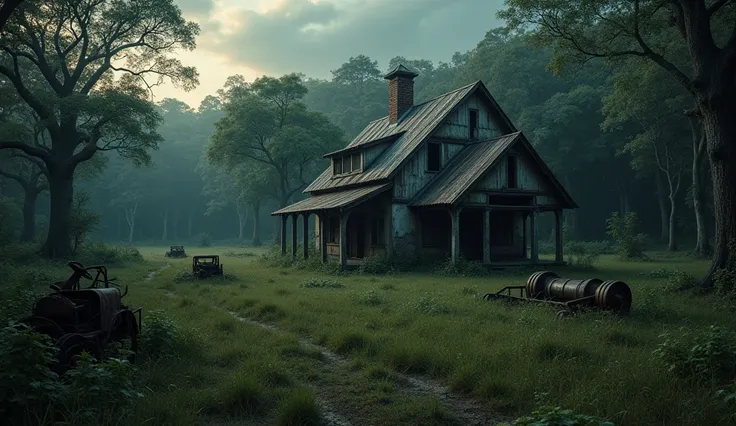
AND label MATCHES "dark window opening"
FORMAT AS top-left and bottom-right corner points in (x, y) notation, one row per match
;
(351, 153), (361, 171)
(427, 143), (441, 172)
(370, 217), (385, 245)
(507, 156), (518, 189)
(327, 218), (339, 243)
(487, 195), (533, 206)
(490, 212), (514, 246)
(421, 212), (449, 248)
(469, 109), (479, 139)
(333, 153), (363, 176)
